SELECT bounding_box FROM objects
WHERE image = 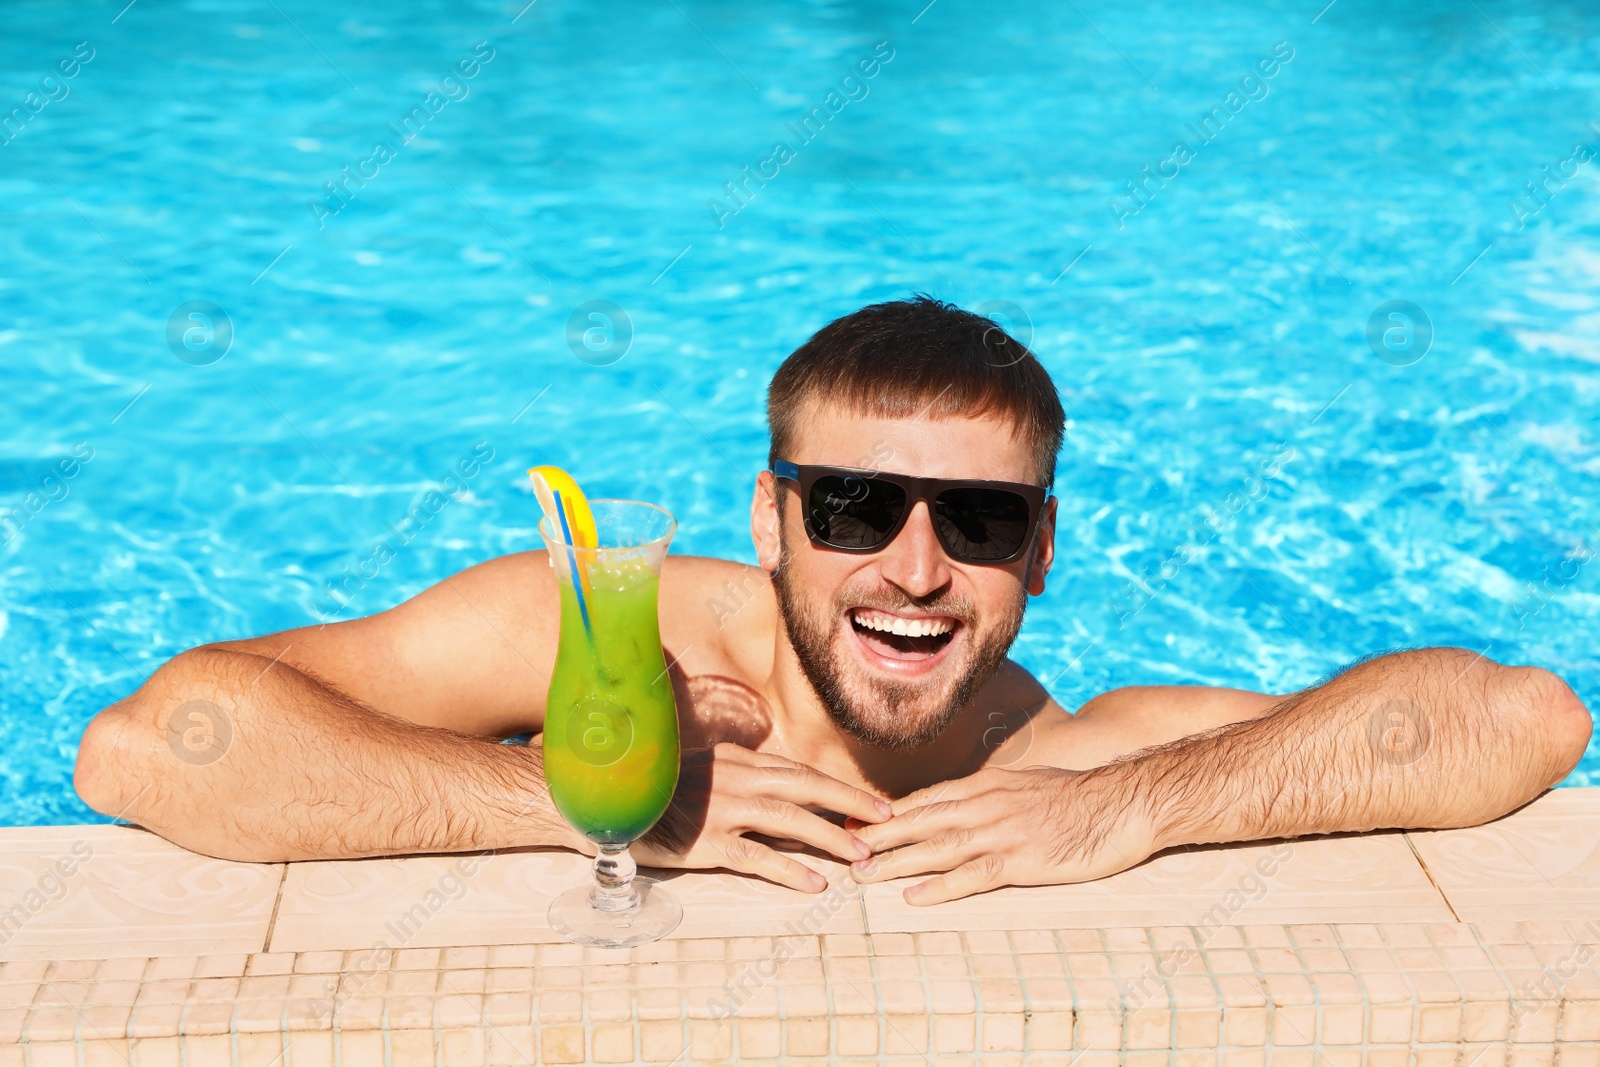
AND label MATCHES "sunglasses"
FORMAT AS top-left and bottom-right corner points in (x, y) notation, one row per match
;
(772, 460), (1050, 564)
